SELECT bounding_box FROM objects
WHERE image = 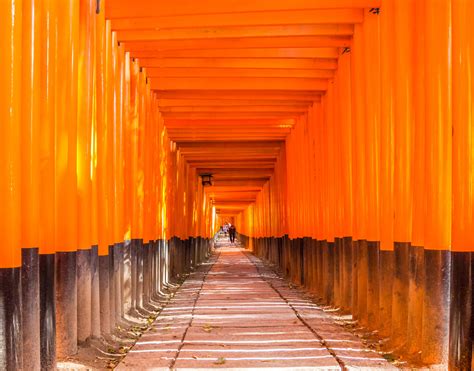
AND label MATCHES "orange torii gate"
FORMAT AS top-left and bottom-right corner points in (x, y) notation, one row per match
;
(0, 0), (473, 370)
